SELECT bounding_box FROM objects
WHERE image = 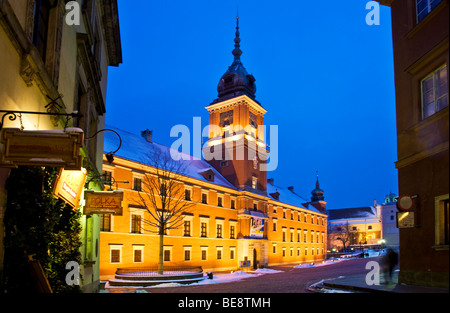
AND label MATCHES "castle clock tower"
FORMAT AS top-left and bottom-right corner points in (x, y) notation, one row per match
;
(204, 16), (268, 193)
